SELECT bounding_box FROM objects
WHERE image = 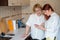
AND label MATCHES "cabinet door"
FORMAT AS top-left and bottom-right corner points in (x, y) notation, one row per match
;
(8, 0), (30, 6)
(0, 0), (8, 6)
(8, 0), (21, 6)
